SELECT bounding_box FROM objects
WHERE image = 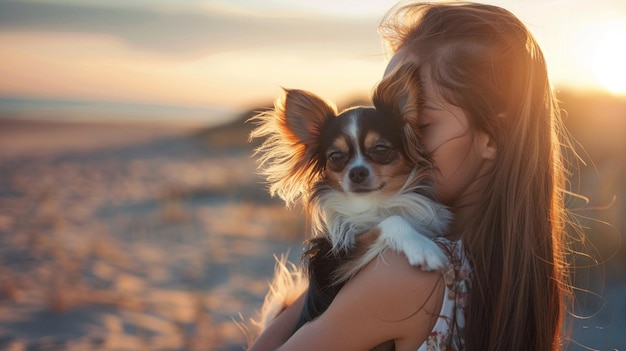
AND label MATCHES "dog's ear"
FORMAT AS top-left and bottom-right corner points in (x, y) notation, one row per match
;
(372, 62), (425, 164)
(248, 89), (337, 208)
(278, 88), (337, 147)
